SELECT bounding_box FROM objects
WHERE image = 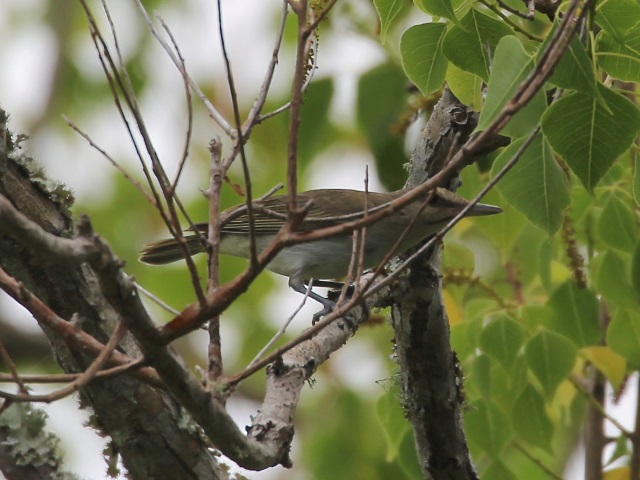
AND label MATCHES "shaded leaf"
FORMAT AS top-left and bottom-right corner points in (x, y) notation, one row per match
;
(374, 0), (404, 44)
(465, 400), (512, 458)
(632, 241), (640, 294)
(547, 281), (600, 347)
(541, 85), (640, 191)
(581, 346), (627, 392)
(596, 0), (640, 37)
(478, 36), (546, 138)
(400, 23), (448, 95)
(357, 63), (408, 190)
(607, 309), (640, 367)
(398, 425), (422, 478)
(597, 194), (638, 253)
(512, 384), (554, 453)
(635, 154), (640, 205)
(375, 390), (410, 461)
(491, 133), (570, 234)
(473, 354), (493, 399)
(415, 0), (458, 23)
(605, 436), (631, 467)
(524, 330), (577, 398)
(597, 30), (640, 83)
(446, 62), (483, 110)
(592, 250), (638, 308)
(480, 315), (525, 370)
(484, 461), (517, 480)
(442, 9), (513, 81)
(545, 35), (601, 99)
